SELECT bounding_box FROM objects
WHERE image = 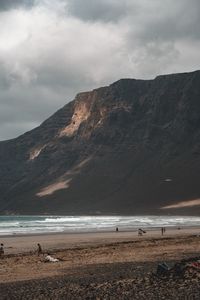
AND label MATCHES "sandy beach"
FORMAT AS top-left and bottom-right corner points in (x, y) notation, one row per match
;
(1, 227), (200, 299)
(1, 226), (200, 255)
